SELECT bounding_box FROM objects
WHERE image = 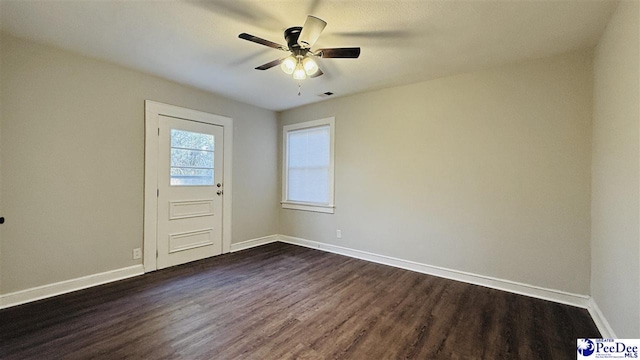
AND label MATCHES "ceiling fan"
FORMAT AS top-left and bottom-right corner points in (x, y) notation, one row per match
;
(238, 15), (361, 80)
